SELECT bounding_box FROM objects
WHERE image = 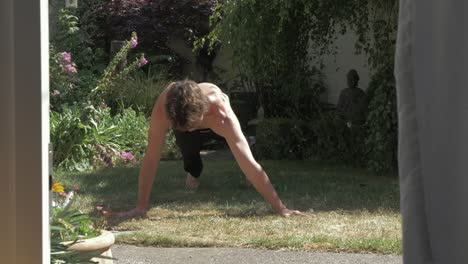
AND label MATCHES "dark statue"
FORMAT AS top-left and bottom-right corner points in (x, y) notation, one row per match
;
(336, 69), (369, 127)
